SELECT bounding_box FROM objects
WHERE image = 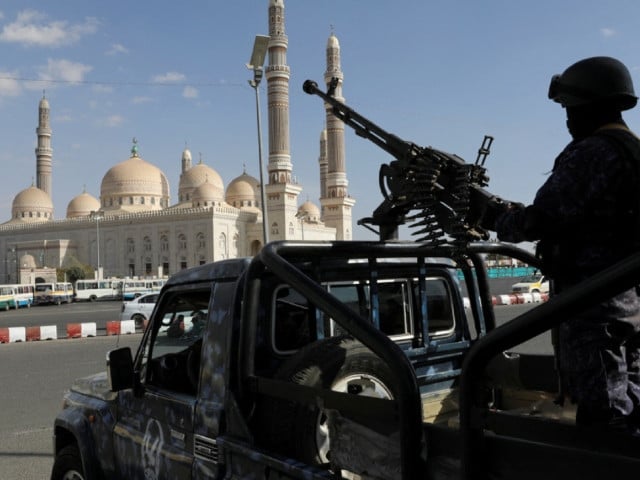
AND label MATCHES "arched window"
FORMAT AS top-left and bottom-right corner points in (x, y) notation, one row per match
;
(160, 235), (169, 252)
(126, 238), (135, 254)
(271, 222), (279, 235)
(143, 236), (152, 252)
(196, 232), (205, 250)
(218, 233), (227, 260)
(178, 233), (187, 250)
